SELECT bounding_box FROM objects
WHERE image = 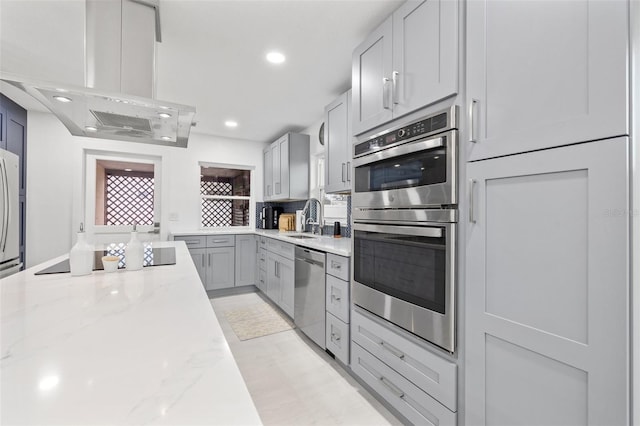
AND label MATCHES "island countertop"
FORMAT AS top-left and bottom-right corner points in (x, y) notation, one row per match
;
(0, 241), (262, 425)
